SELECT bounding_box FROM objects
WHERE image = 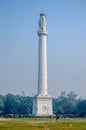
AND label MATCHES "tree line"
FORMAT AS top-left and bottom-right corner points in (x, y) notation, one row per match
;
(0, 91), (86, 117)
(53, 91), (86, 117)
